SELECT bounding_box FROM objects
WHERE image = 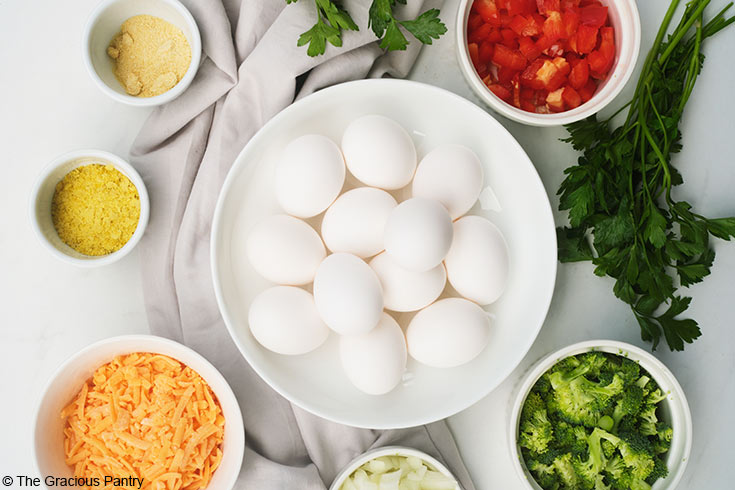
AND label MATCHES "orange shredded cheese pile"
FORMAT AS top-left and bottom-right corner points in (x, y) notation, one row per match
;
(61, 353), (225, 490)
